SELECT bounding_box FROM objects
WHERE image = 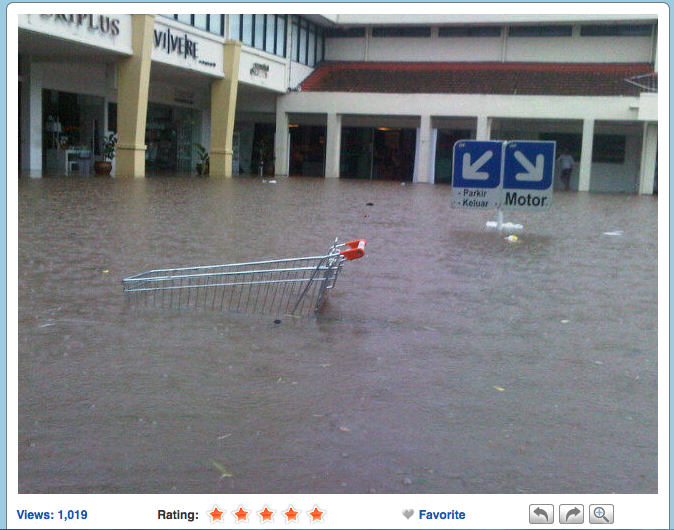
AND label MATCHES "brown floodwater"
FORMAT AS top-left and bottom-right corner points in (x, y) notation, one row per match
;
(18, 175), (658, 494)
